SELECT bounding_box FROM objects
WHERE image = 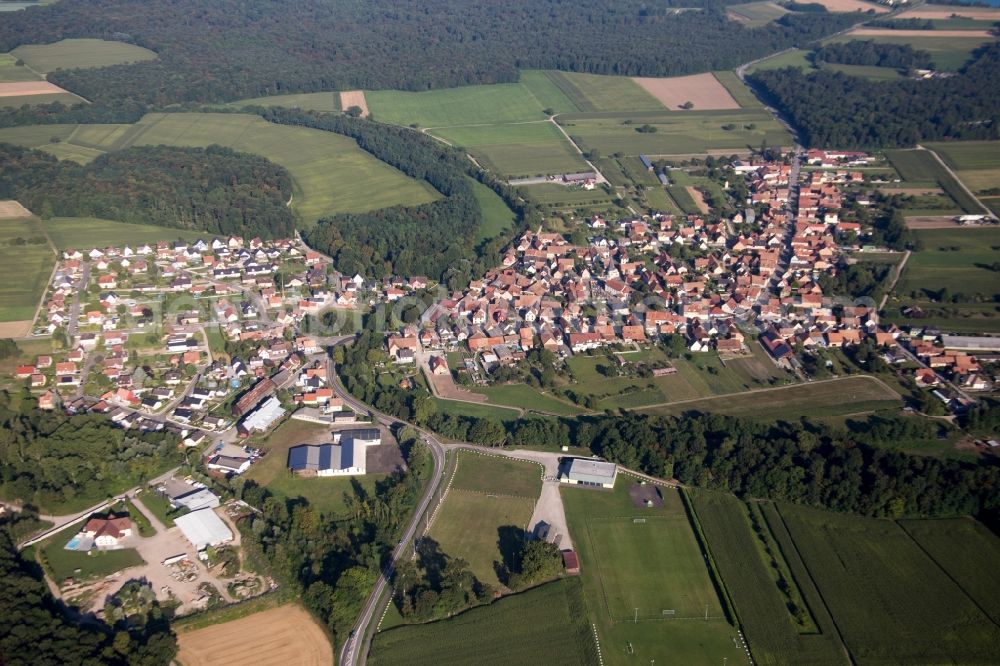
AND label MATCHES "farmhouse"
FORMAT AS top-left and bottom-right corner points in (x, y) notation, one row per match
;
(174, 509), (233, 551)
(559, 458), (618, 488)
